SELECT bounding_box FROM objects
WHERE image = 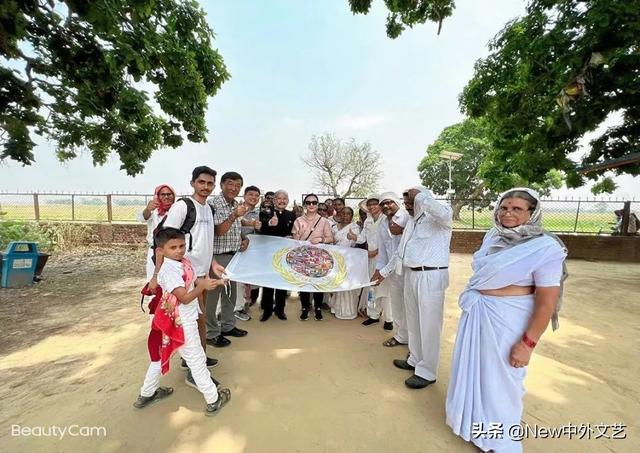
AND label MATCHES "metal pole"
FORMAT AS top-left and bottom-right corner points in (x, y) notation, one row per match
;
(107, 195), (113, 223)
(471, 199), (475, 229)
(573, 200), (581, 232)
(71, 194), (75, 221)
